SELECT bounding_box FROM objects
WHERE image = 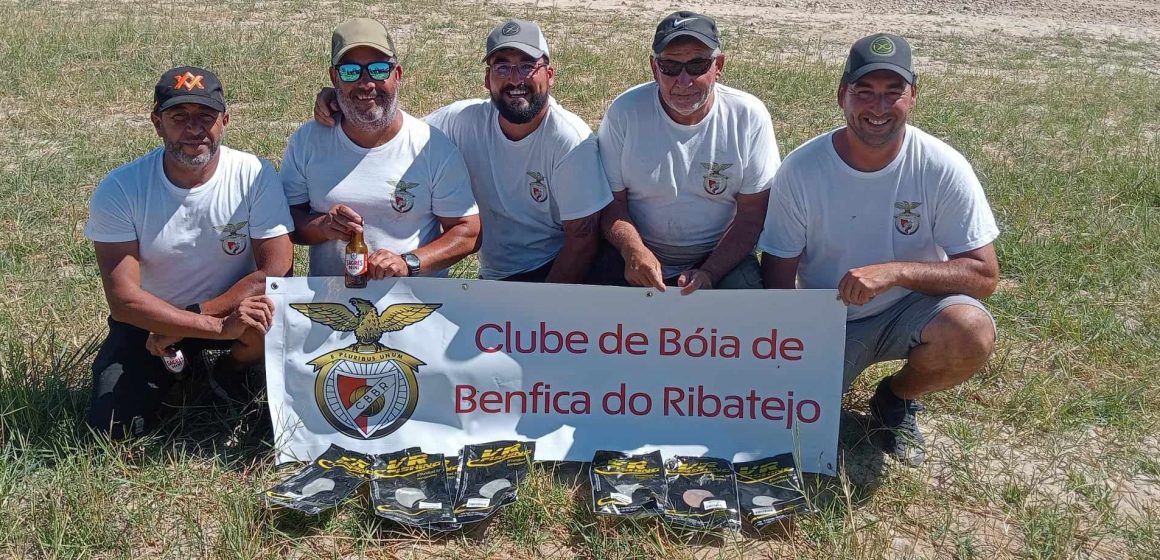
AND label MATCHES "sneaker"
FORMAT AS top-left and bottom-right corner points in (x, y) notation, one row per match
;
(868, 376), (927, 467)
